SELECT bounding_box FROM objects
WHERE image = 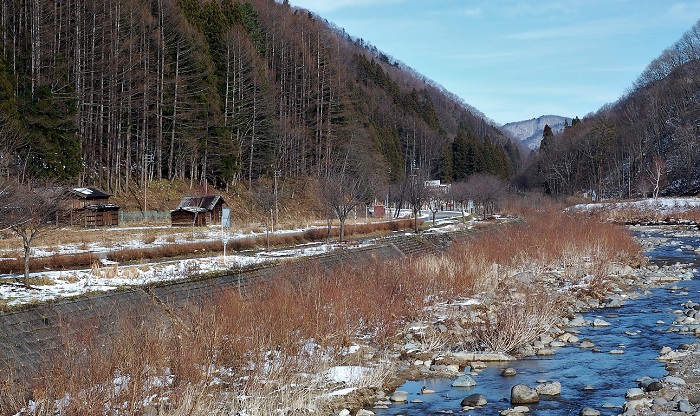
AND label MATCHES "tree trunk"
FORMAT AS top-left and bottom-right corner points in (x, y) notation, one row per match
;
(22, 235), (31, 287)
